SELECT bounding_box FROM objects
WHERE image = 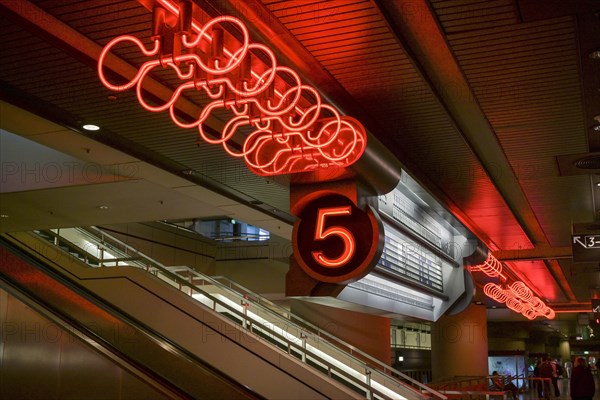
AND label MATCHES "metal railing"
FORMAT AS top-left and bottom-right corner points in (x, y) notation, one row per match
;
(32, 226), (447, 400)
(428, 375), (513, 400)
